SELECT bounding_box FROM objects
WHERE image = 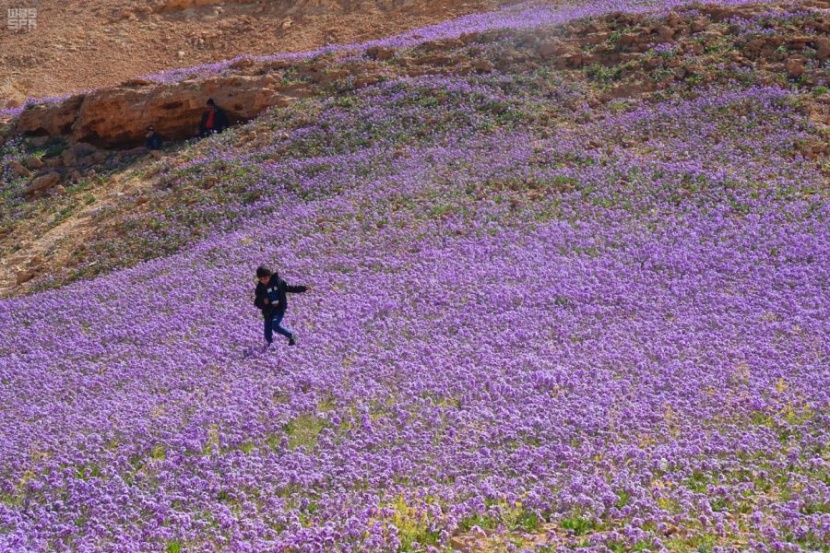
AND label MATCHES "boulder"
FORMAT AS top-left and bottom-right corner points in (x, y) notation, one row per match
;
(66, 74), (291, 147)
(8, 160), (31, 178)
(16, 270), (36, 285)
(23, 171), (61, 196)
(12, 64), (297, 148)
(785, 57), (807, 78)
(816, 37), (830, 62)
(656, 25), (676, 42)
(25, 156), (43, 169)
